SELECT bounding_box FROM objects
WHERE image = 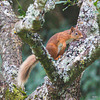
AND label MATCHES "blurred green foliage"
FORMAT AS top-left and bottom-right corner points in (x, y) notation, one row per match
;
(80, 59), (100, 100)
(0, 0), (100, 99)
